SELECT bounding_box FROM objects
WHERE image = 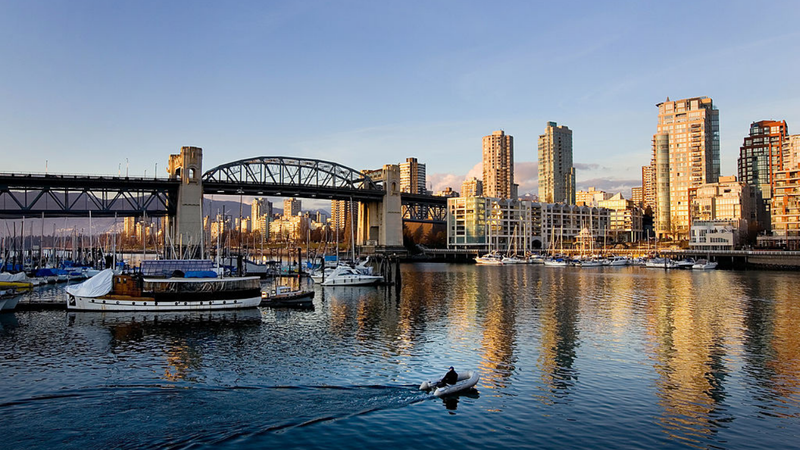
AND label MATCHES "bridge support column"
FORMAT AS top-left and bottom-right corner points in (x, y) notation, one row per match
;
(166, 146), (204, 258)
(357, 164), (403, 251)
